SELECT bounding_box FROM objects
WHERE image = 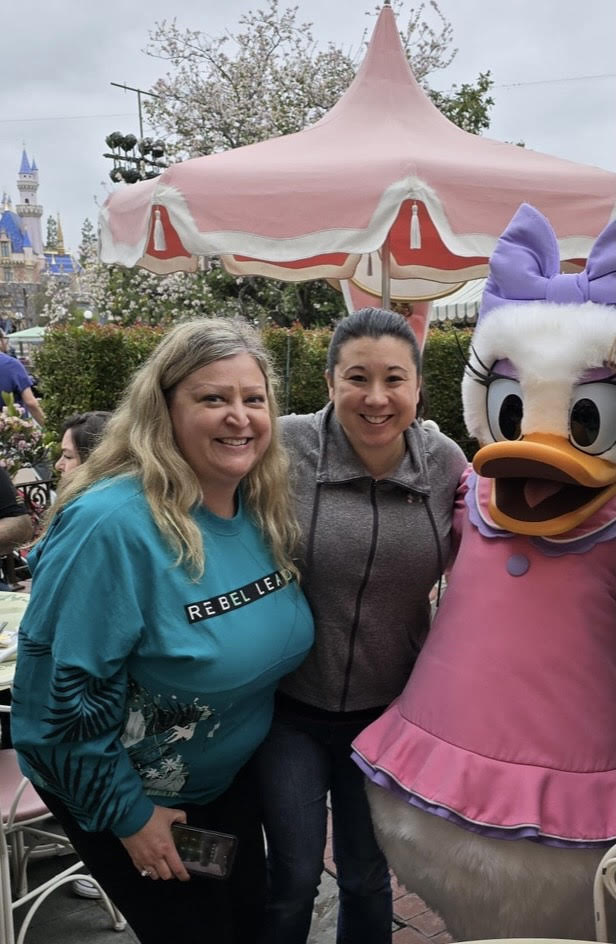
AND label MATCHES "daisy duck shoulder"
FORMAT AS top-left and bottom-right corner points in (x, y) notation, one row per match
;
(352, 203), (616, 941)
